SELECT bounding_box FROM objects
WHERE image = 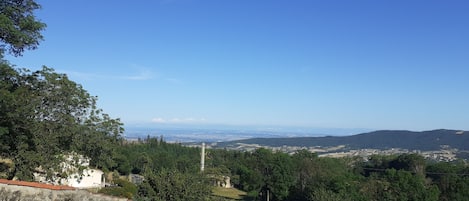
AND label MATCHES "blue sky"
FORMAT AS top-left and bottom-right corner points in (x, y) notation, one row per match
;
(6, 0), (469, 132)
